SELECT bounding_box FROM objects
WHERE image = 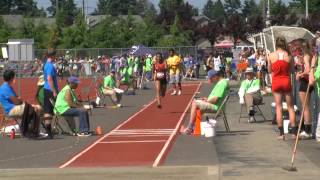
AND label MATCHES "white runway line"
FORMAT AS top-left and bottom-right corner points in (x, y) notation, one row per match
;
(98, 140), (167, 144)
